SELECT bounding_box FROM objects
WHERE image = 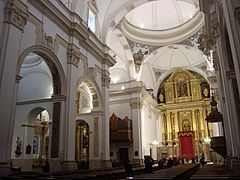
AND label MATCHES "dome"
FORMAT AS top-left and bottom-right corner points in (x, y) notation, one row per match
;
(125, 0), (198, 30)
(121, 0), (204, 45)
(145, 44), (206, 70)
